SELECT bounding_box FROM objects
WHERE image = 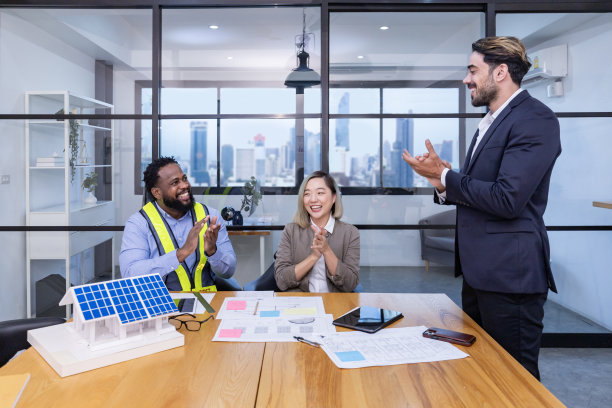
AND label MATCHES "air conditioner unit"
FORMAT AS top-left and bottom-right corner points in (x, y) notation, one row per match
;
(523, 44), (568, 86)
